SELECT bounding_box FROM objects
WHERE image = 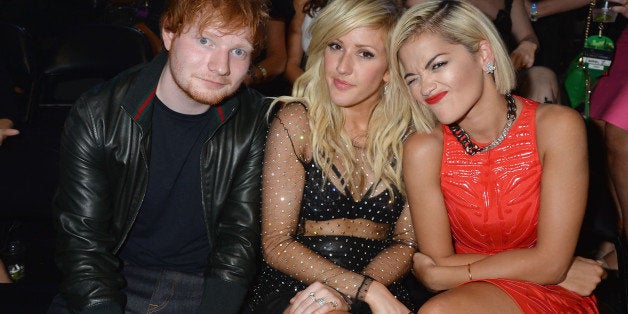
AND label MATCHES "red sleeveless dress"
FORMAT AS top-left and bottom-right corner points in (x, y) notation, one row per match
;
(440, 97), (598, 313)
